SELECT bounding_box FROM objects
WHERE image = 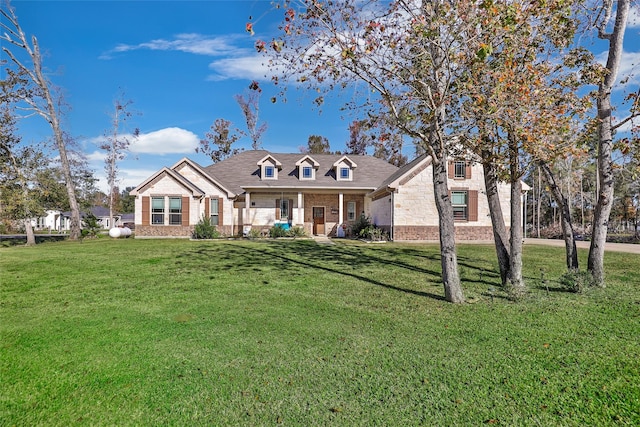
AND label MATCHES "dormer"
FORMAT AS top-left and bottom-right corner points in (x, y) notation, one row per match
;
(295, 155), (320, 180)
(257, 154), (282, 180)
(333, 155), (357, 181)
